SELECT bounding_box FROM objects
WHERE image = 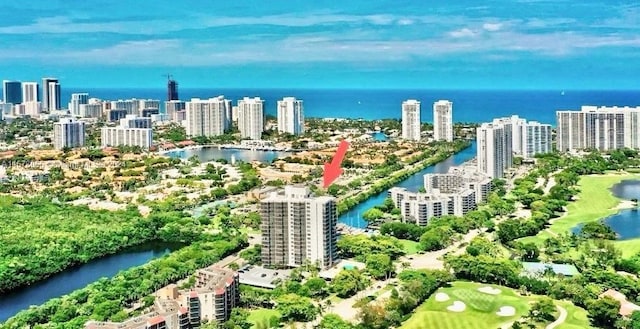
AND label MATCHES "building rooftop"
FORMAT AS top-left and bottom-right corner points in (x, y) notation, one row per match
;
(238, 265), (292, 289)
(599, 289), (640, 317)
